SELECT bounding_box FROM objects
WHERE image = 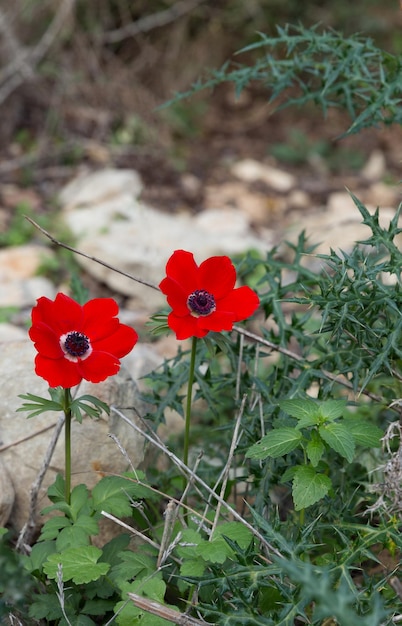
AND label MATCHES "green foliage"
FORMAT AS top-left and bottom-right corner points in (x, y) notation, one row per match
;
(18, 388), (110, 422)
(5, 16), (402, 620)
(165, 24), (402, 136)
(246, 397), (382, 509)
